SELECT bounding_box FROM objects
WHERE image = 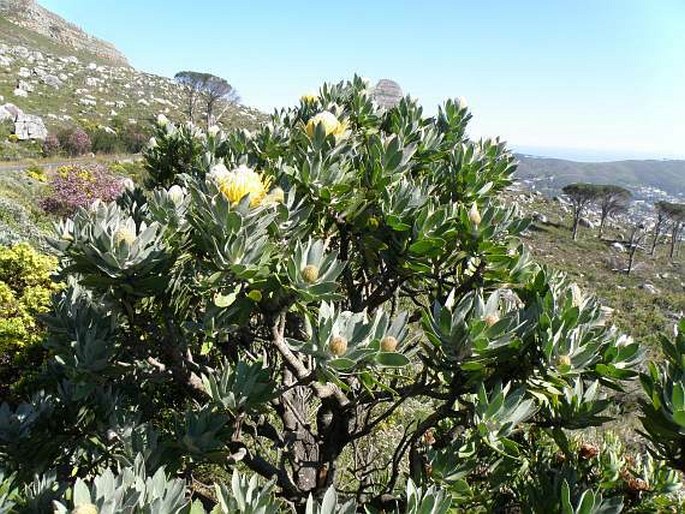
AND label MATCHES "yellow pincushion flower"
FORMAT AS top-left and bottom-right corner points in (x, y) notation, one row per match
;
(305, 111), (348, 138)
(300, 93), (318, 103)
(210, 163), (272, 208)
